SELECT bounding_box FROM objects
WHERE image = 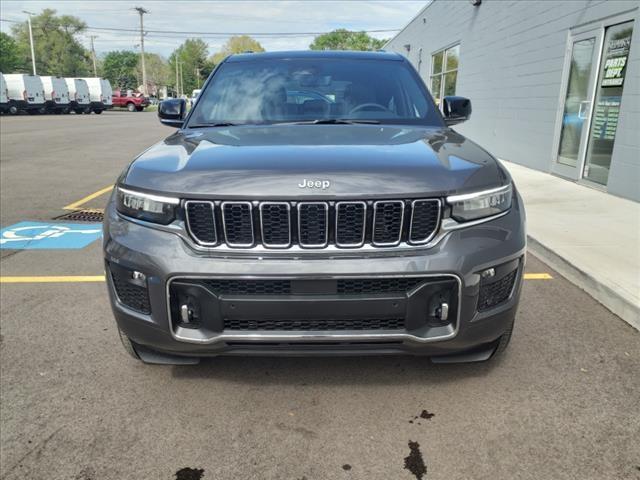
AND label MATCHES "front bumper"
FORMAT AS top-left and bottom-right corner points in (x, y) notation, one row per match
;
(103, 192), (526, 358)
